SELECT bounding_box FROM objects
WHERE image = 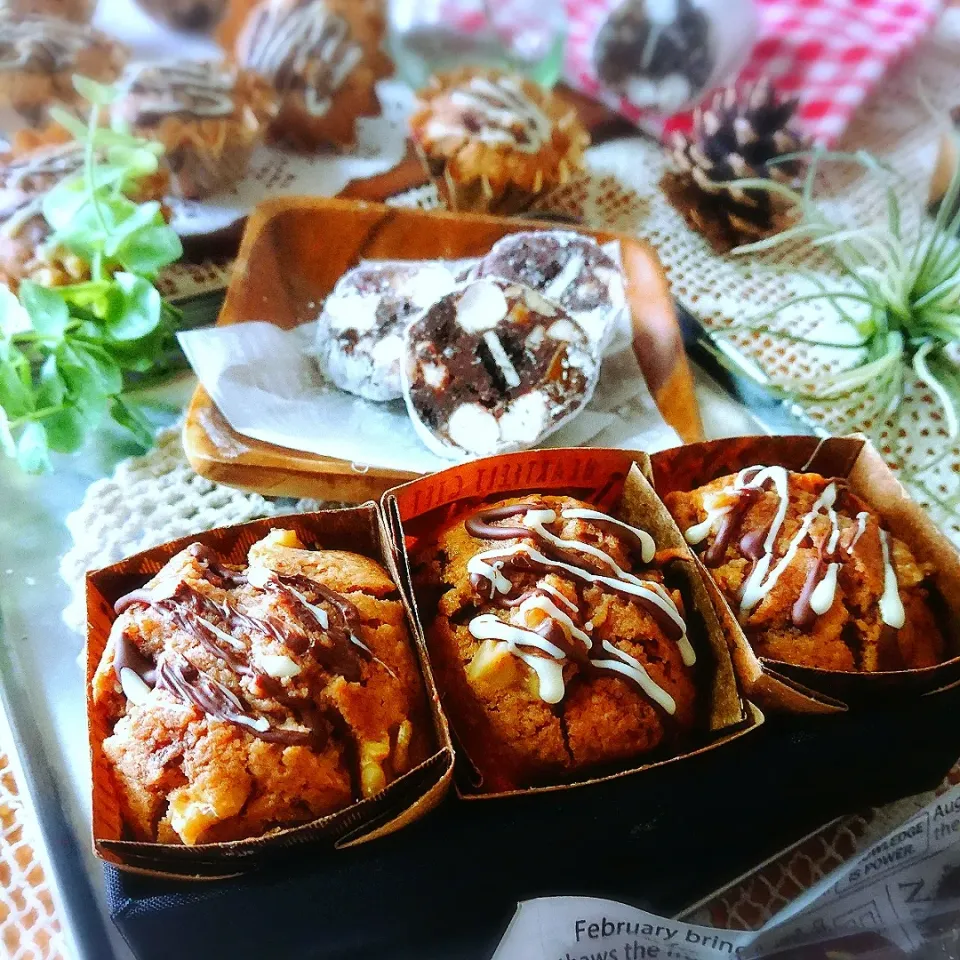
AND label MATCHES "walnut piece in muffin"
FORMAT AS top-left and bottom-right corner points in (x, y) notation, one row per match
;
(665, 468), (946, 672)
(412, 495), (698, 791)
(91, 529), (429, 845)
